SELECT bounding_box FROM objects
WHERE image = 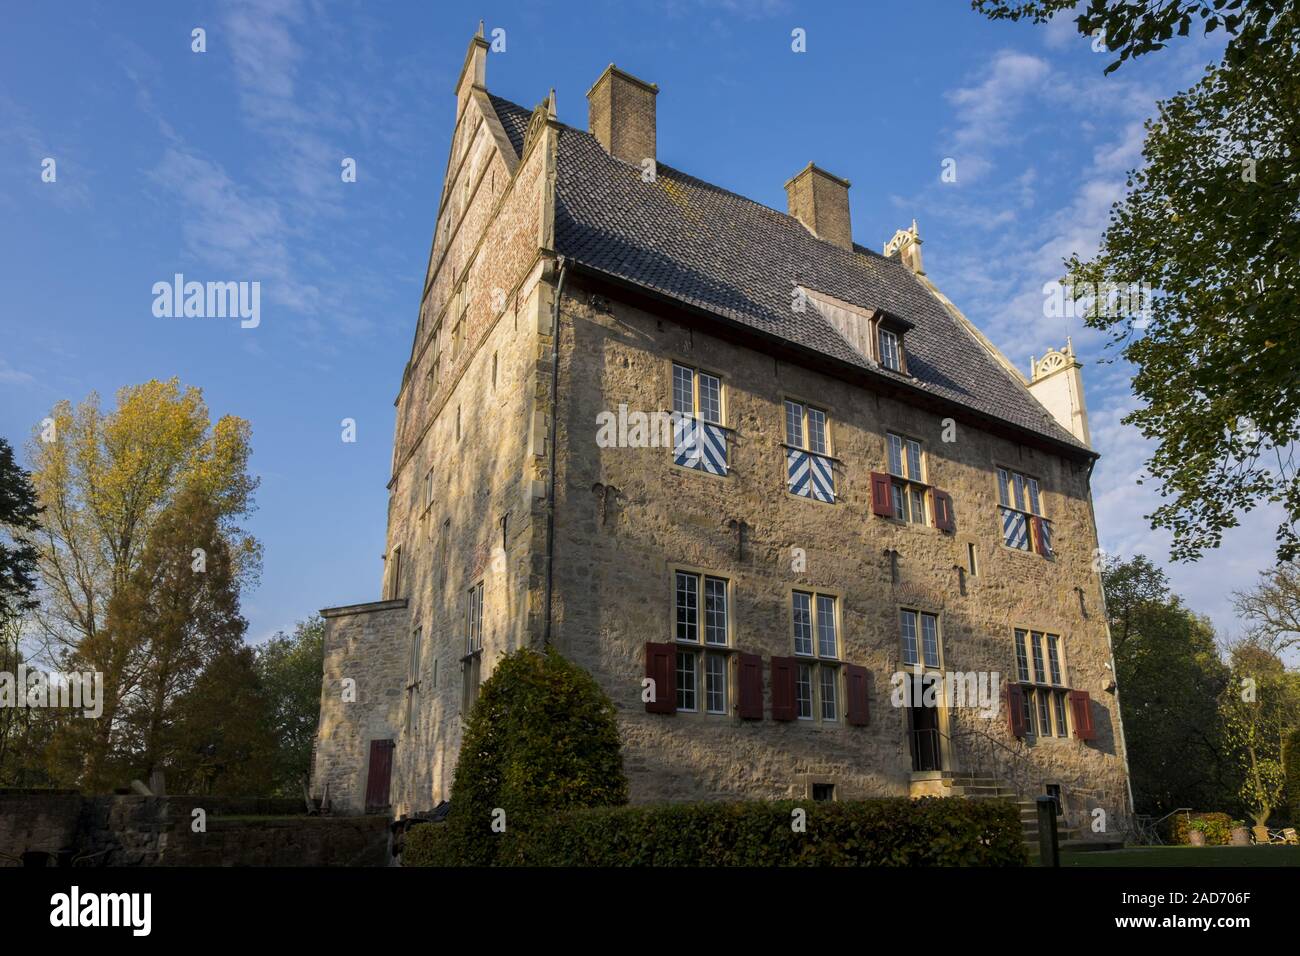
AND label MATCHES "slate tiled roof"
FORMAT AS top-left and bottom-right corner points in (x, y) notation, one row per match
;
(489, 95), (1089, 455)
(488, 93), (530, 157)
